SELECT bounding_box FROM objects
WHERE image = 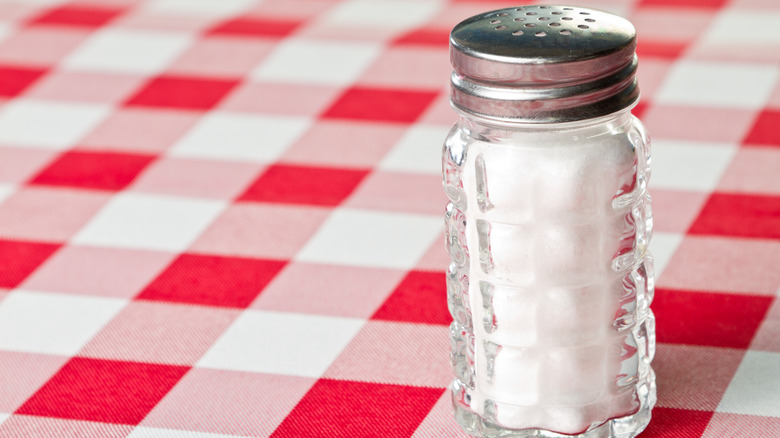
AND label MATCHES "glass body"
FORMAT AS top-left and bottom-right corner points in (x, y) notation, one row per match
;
(444, 108), (656, 438)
